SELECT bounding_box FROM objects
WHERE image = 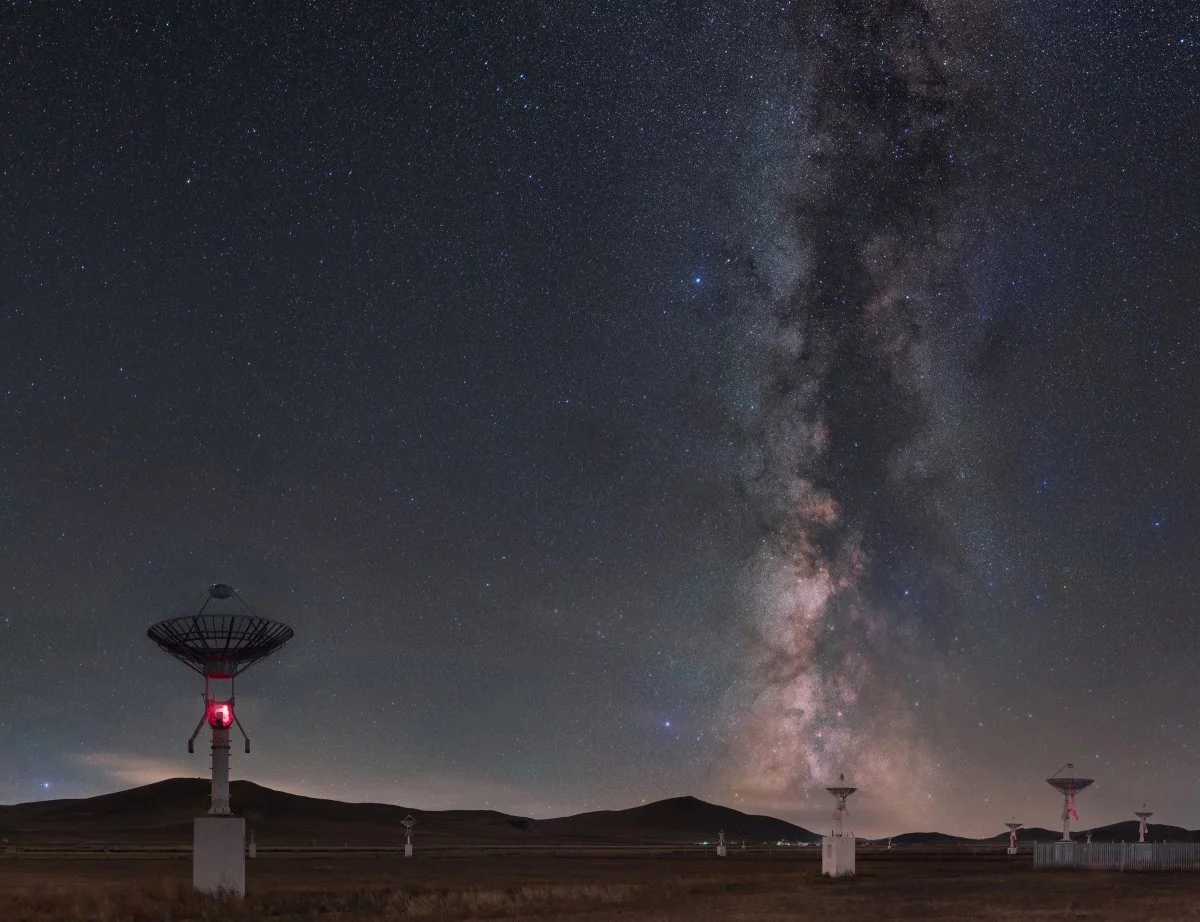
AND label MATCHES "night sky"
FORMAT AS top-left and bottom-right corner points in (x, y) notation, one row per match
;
(1, 2), (1197, 839)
